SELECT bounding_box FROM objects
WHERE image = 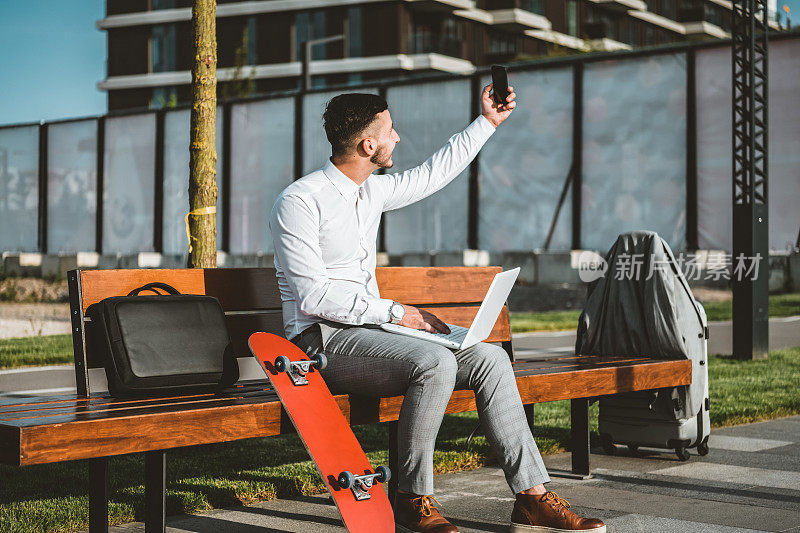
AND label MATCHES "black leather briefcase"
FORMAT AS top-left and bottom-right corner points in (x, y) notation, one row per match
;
(86, 282), (239, 398)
